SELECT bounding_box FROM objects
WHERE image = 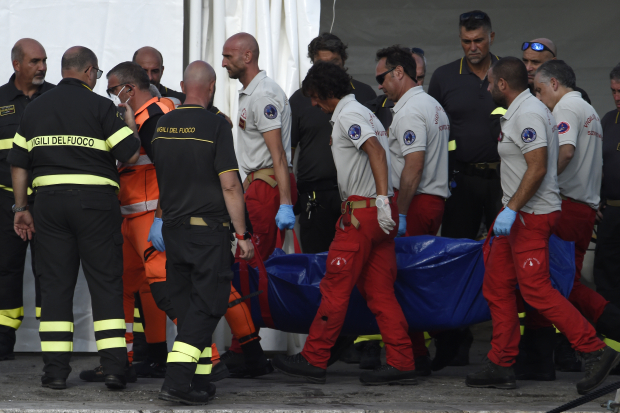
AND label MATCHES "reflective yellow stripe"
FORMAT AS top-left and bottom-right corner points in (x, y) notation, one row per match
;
(200, 347), (212, 358)
(518, 312), (526, 318)
(0, 138), (13, 150)
(13, 133), (27, 149)
(0, 185), (33, 195)
(152, 137), (213, 144)
(218, 168), (238, 176)
(93, 319), (126, 332)
(354, 334), (383, 344)
(520, 325), (525, 335)
(448, 140), (456, 151)
(134, 308), (141, 318)
(0, 307), (24, 319)
(491, 107), (507, 116)
(26, 136), (109, 152)
(33, 174), (119, 188)
(41, 341), (73, 352)
(172, 342), (201, 361)
(96, 337), (126, 350)
(40, 321), (74, 332)
(106, 126), (133, 149)
(134, 322), (144, 333)
(604, 338), (620, 352)
(36, 307), (41, 318)
(167, 352), (196, 363)
(0, 315), (21, 329)
(195, 364), (213, 374)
